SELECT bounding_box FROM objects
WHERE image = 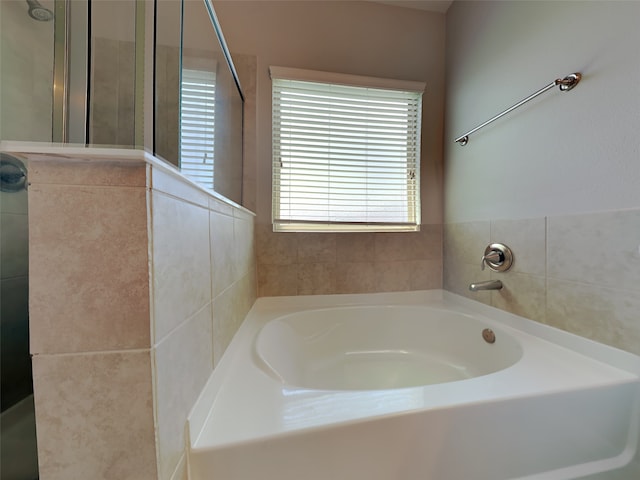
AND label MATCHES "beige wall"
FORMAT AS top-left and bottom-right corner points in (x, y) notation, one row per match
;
(214, 0), (446, 295)
(444, 0), (640, 222)
(443, 1), (640, 356)
(25, 152), (256, 480)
